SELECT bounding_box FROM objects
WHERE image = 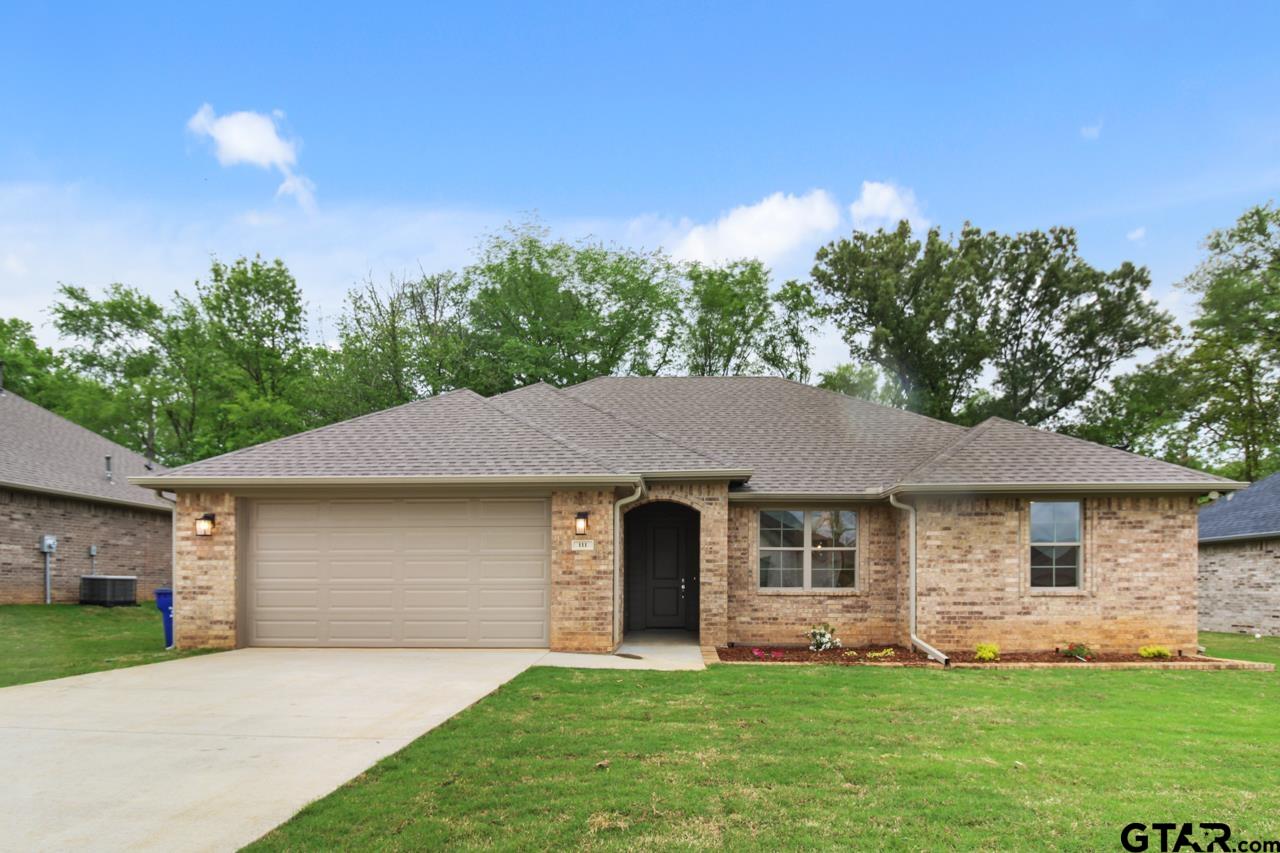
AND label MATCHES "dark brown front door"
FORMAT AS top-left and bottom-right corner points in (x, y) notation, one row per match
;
(626, 502), (699, 632)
